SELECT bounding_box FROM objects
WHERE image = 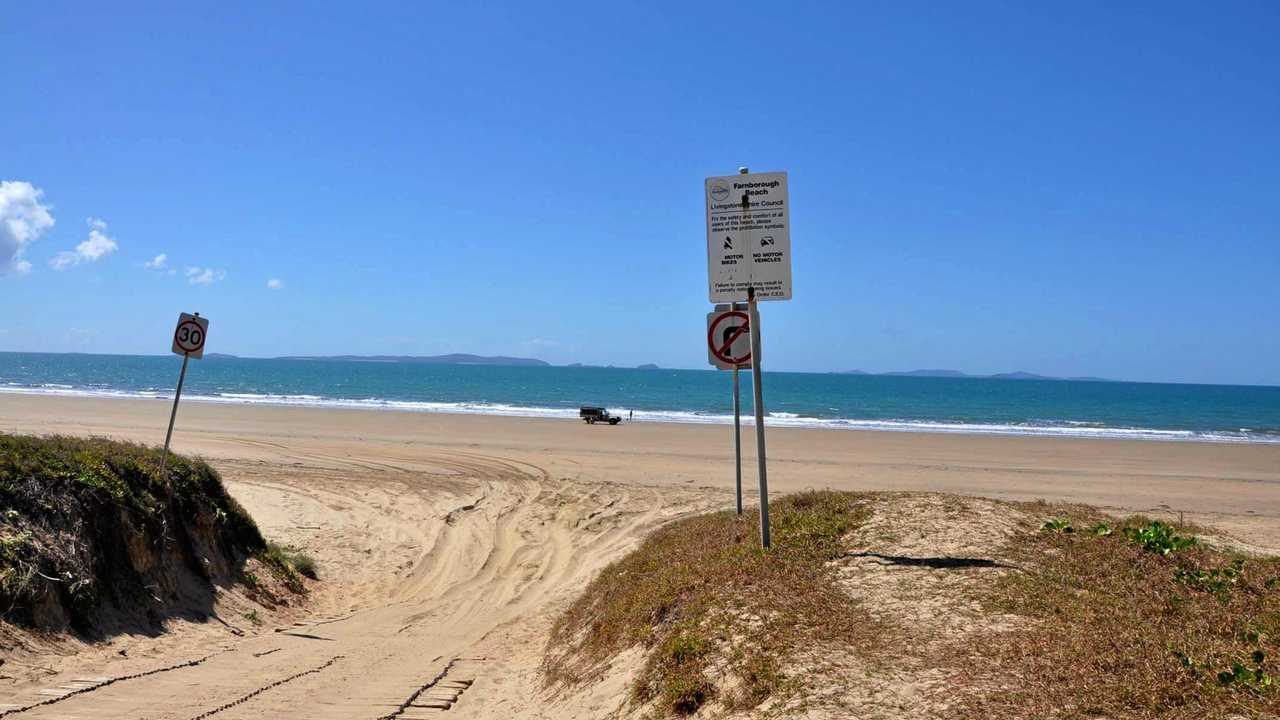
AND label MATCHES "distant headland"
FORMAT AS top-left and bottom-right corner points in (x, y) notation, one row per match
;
(12, 351), (1116, 380)
(838, 368), (1116, 382)
(214, 354), (1110, 380)
(277, 353), (550, 367)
